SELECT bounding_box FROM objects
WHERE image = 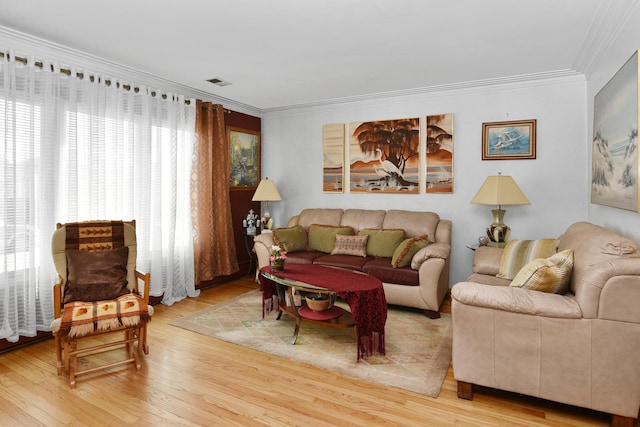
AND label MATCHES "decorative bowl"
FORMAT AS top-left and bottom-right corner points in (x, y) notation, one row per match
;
(305, 294), (332, 312)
